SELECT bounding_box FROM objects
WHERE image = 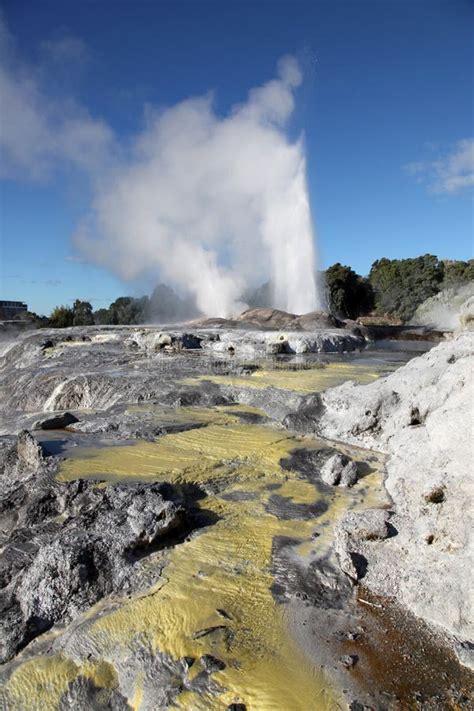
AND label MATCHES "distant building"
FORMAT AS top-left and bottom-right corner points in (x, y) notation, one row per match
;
(0, 300), (28, 320)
